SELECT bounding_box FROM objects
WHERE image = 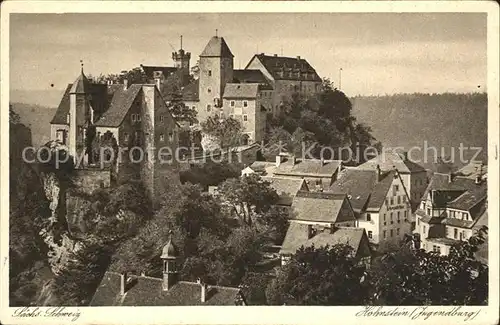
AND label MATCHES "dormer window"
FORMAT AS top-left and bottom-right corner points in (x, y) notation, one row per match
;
(208, 70), (212, 76)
